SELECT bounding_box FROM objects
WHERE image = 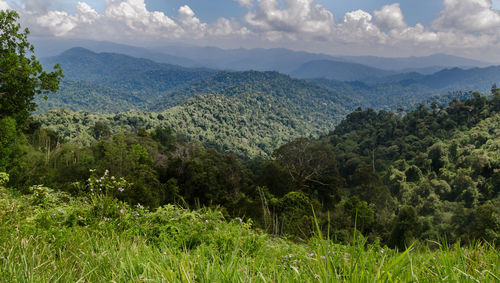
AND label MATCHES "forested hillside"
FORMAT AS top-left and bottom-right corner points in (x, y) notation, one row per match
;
(36, 71), (354, 157)
(36, 48), (500, 116)
(9, 88), (500, 248)
(311, 65), (500, 110)
(36, 48), (215, 112)
(36, 56), (500, 159)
